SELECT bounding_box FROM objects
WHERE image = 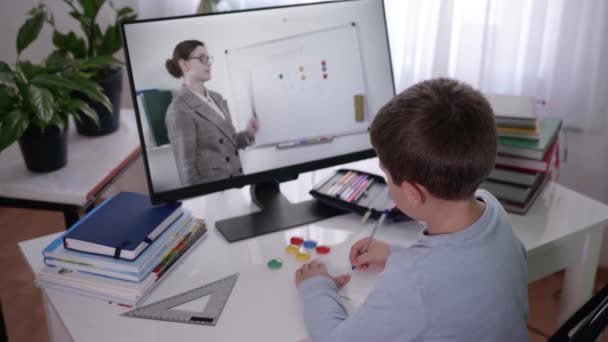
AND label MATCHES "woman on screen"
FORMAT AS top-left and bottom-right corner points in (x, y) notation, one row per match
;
(165, 40), (259, 186)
